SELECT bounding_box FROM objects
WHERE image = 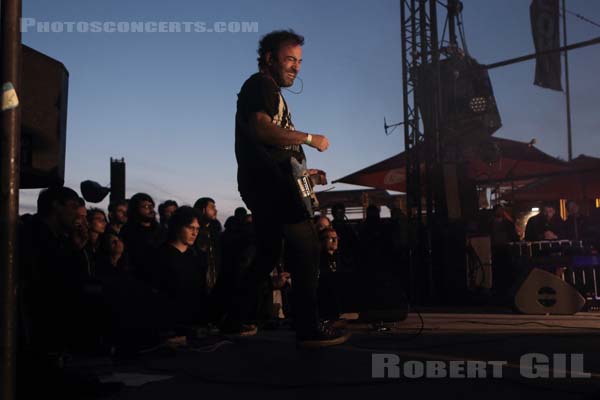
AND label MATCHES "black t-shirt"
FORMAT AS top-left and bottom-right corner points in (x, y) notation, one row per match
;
(235, 72), (307, 221)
